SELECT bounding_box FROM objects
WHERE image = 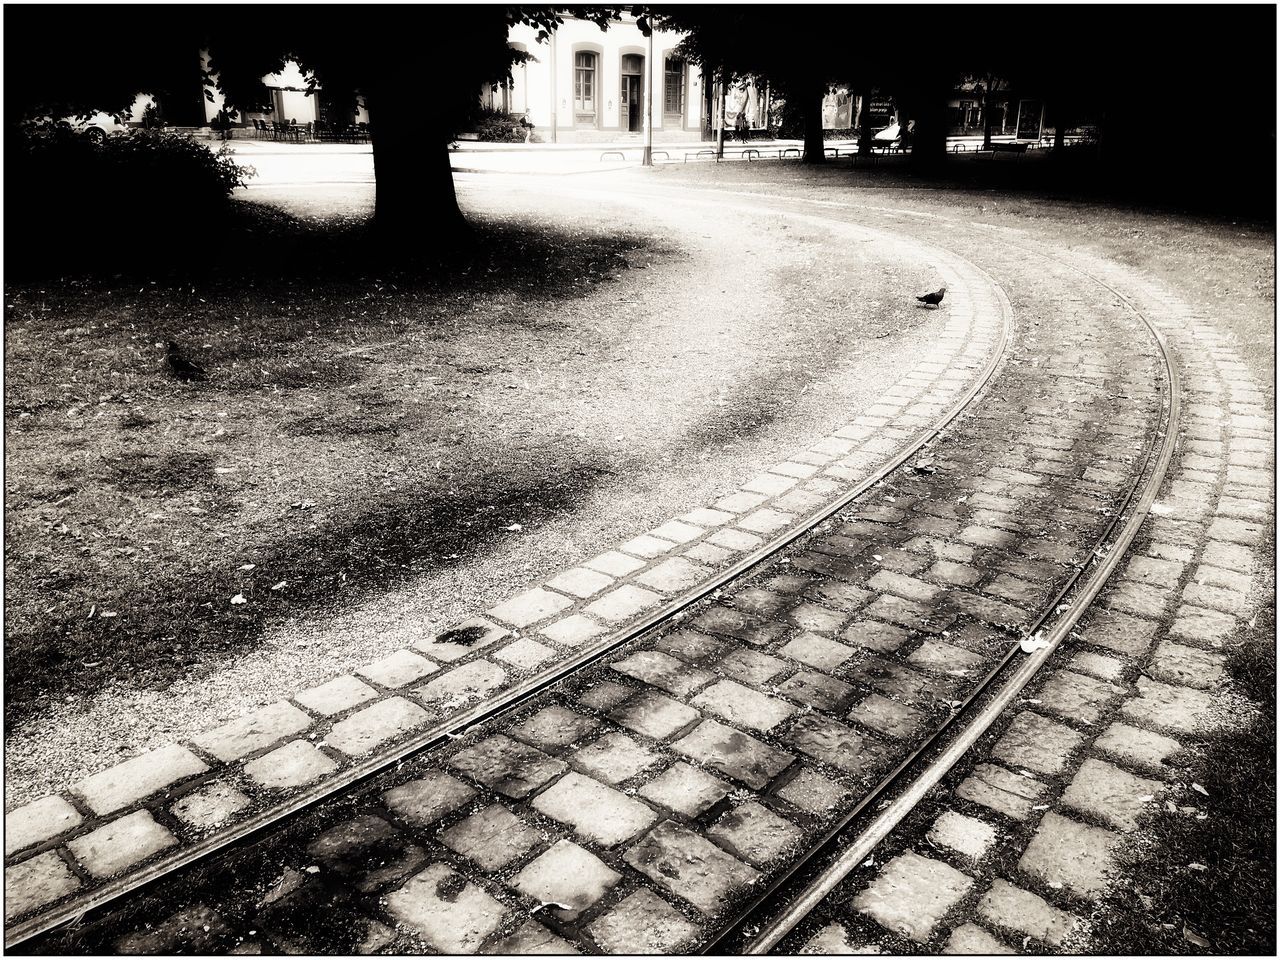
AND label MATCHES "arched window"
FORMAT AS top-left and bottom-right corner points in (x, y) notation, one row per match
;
(664, 57), (685, 116)
(574, 51), (597, 115)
